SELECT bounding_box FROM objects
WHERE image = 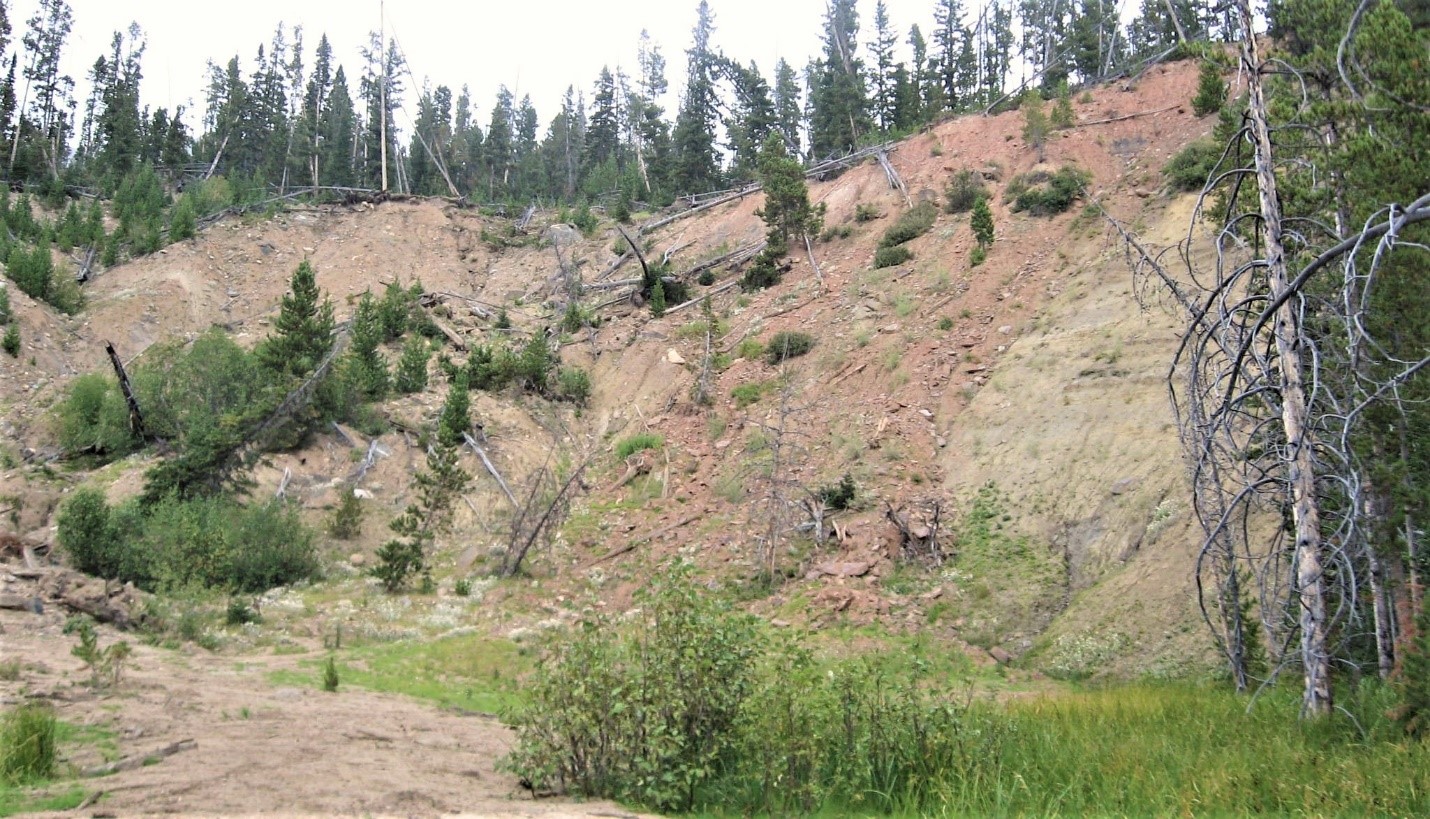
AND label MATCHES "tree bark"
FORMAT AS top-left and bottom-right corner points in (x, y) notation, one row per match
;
(1239, 0), (1332, 716)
